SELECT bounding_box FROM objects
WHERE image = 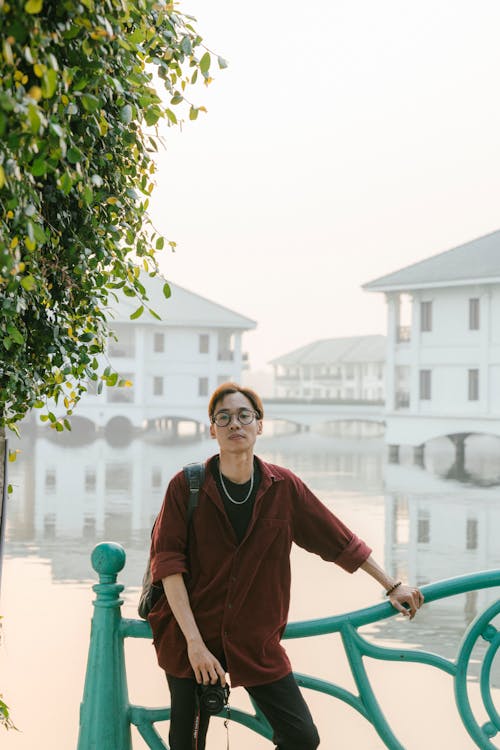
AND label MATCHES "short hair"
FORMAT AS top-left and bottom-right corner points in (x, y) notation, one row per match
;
(208, 382), (264, 421)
